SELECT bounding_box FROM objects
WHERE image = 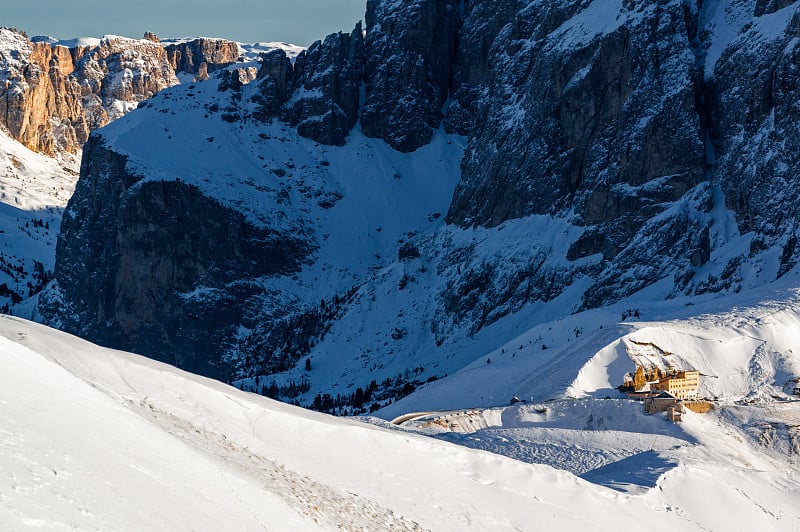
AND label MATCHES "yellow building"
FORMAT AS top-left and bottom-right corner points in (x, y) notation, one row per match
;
(650, 370), (699, 400)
